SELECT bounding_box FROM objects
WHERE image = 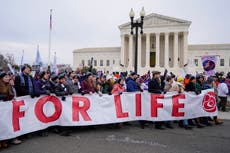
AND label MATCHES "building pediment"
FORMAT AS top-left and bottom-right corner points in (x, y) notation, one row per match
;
(119, 13), (191, 29)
